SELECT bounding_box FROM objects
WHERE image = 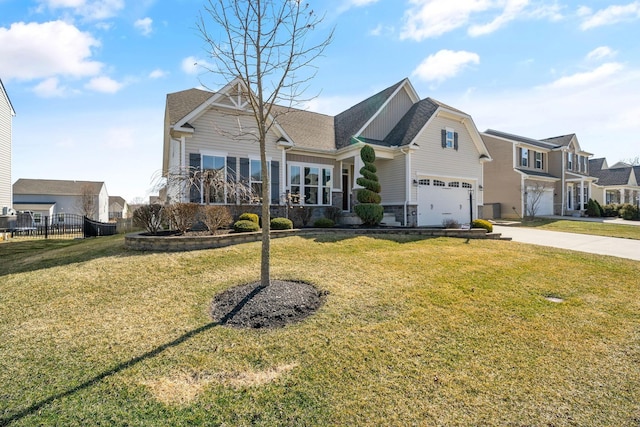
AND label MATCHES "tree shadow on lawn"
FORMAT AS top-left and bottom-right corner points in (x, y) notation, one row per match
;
(0, 283), (271, 427)
(0, 236), (149, 277)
